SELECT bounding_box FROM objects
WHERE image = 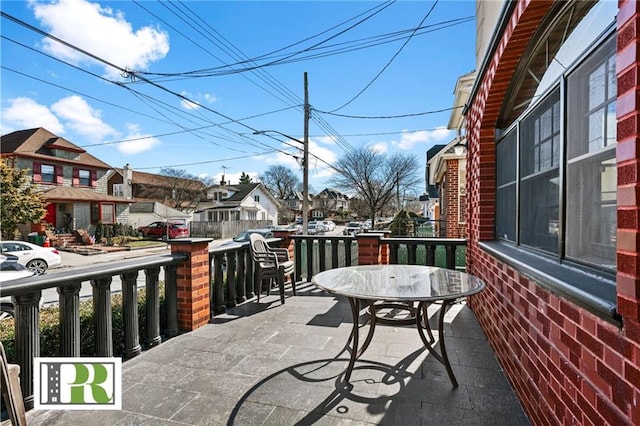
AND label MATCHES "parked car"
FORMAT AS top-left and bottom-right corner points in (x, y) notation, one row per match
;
(0, 254), (37, 319)
(138, 221), (189, 240)
(322, 220), (336, 231)
(343, 222), (363, 236)
(0, 241), (62, 275)
(220, 228), (274, 247)
(307, 221), (326, 235)
(284, 224), (303, 235)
